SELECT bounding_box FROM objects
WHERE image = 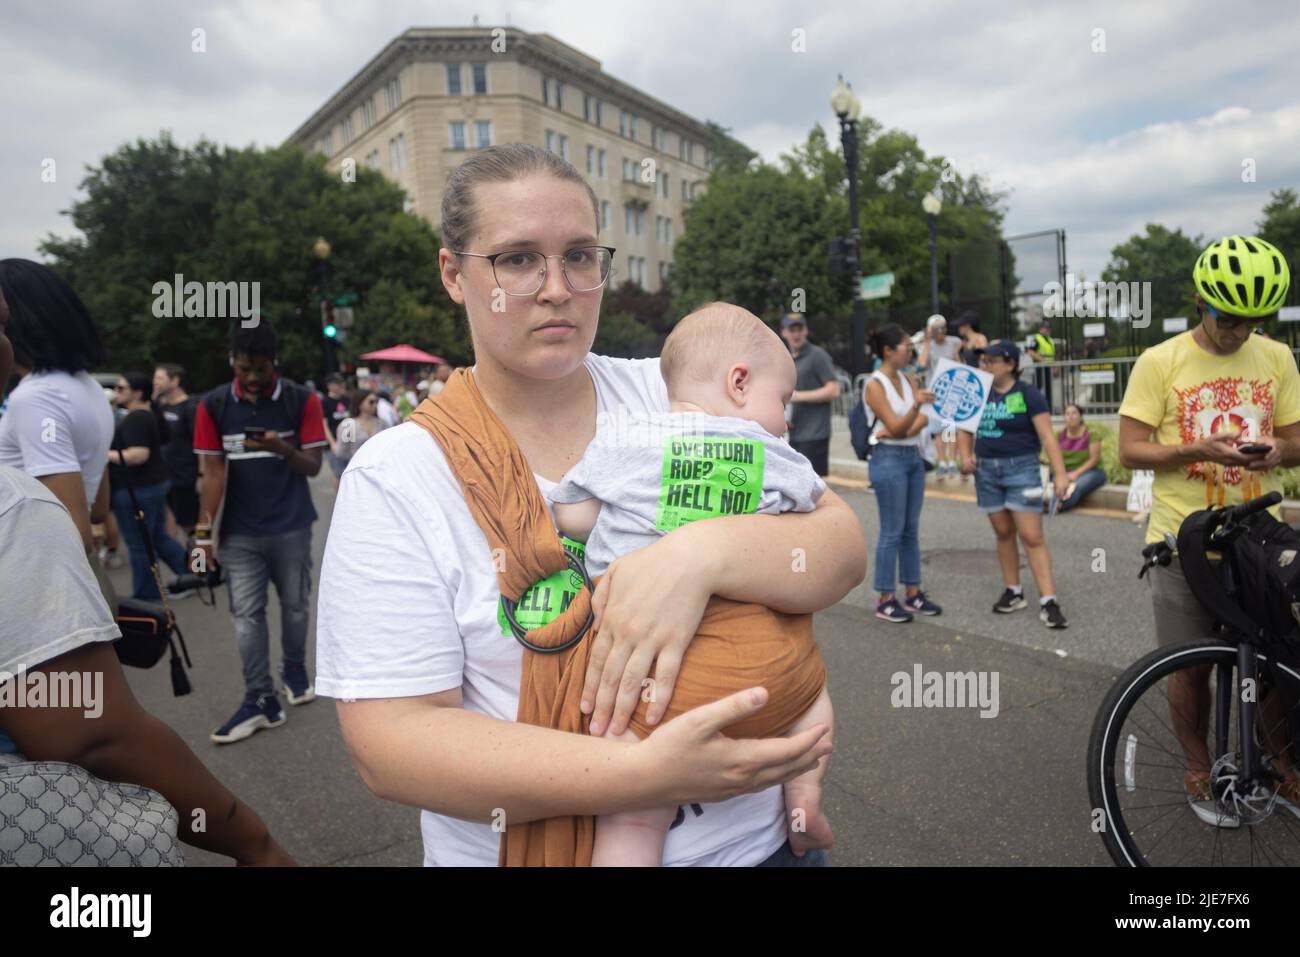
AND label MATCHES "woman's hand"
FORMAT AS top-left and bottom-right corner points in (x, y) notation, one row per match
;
(637, 688), (833, 806)
(914, 389), (937, 407)
(582, 531), (711, 736)
(960, 454), (977, 475)
(1053, 472), (1071, 502)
